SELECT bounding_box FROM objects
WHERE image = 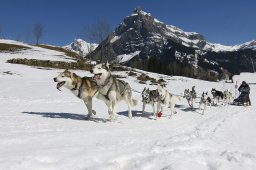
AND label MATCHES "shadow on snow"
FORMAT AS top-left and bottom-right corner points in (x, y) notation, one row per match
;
(22, 111), (109, 123)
